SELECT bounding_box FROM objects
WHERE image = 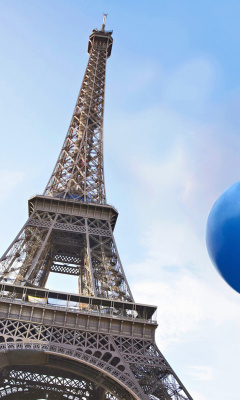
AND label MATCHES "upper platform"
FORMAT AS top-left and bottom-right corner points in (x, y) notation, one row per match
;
(28, 195), (118, 231)
(88, 29), (113, 57)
